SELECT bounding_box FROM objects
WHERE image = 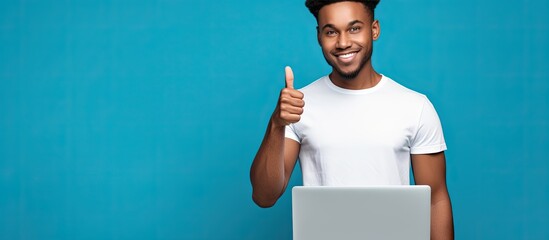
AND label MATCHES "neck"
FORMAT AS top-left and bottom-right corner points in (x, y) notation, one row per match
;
(329, 63), (381, 90)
